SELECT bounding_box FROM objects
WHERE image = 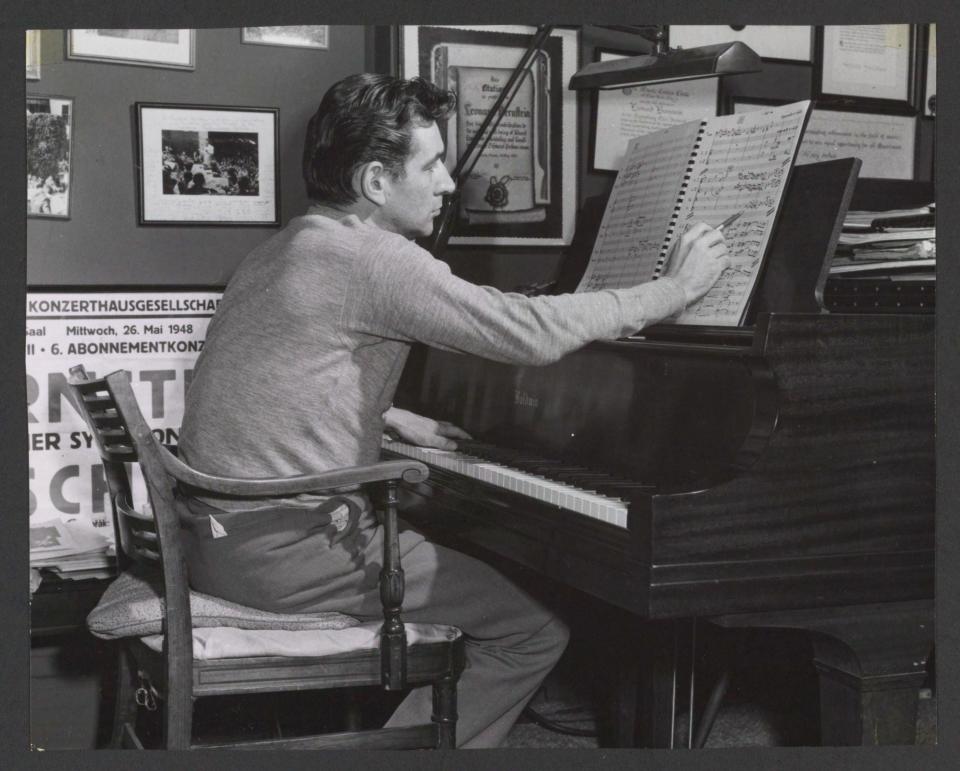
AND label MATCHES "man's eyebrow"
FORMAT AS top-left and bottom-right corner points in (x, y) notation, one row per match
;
(422, 150), (445, 168)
